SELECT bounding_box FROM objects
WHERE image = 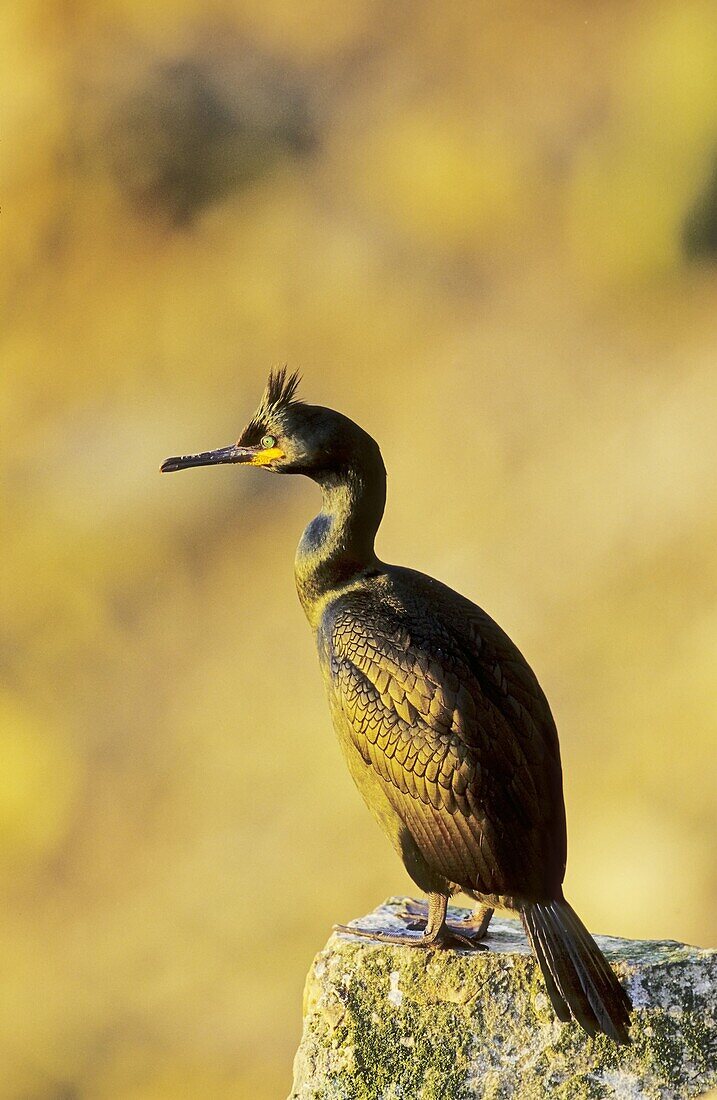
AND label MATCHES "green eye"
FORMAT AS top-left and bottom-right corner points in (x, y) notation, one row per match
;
(261, 434), (277, 449)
